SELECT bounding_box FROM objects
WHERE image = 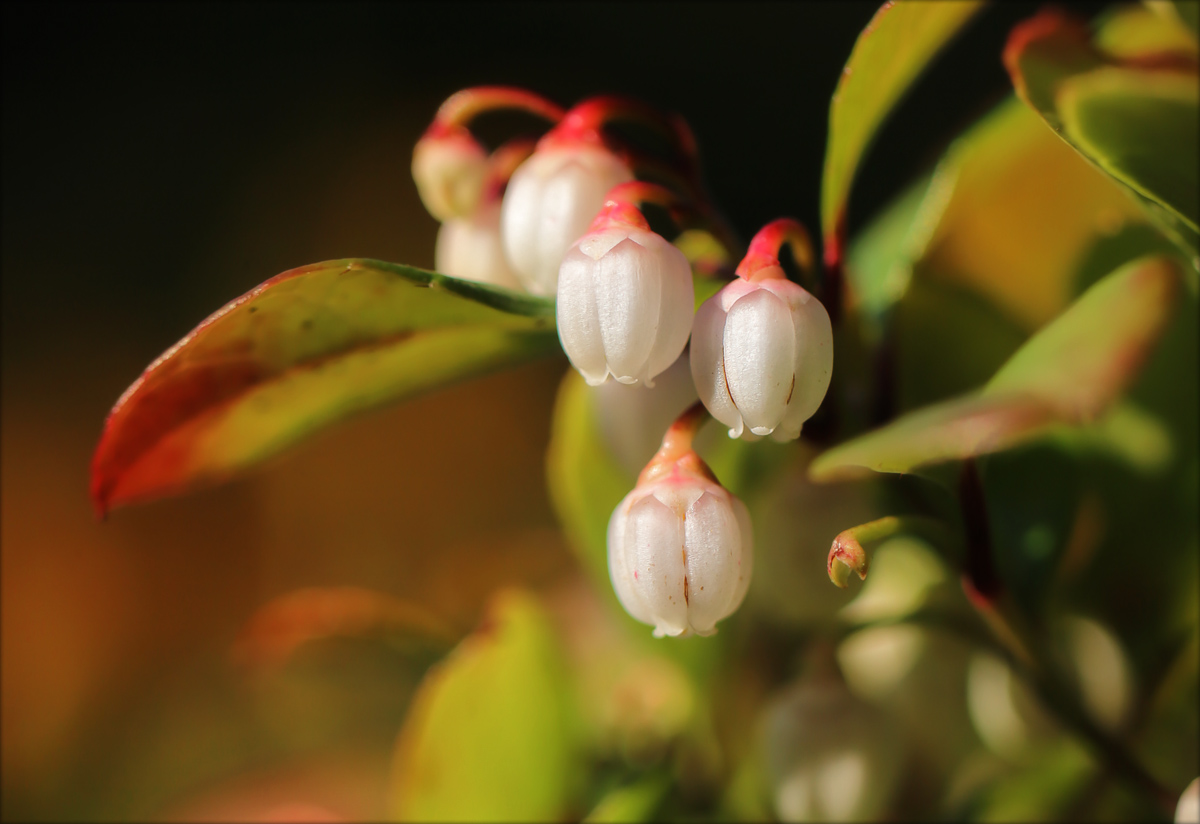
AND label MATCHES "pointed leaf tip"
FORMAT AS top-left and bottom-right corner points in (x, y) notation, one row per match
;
(90, 259), (557, 512)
